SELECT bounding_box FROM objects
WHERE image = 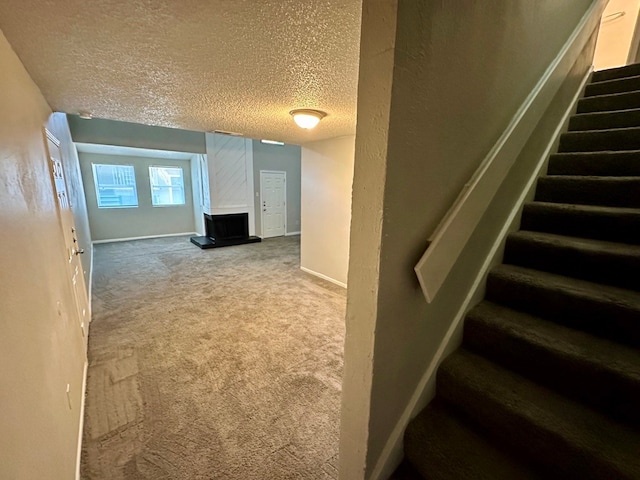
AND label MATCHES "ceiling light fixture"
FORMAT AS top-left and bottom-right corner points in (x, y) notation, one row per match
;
(289, 109), (327, 129)
(261, 139), (285, 146)
(78, 111), (93, 120)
